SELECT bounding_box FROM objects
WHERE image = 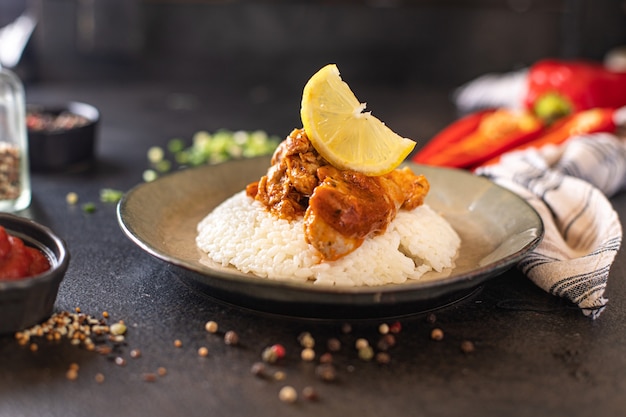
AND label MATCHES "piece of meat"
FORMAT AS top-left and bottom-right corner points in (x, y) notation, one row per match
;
(247, 128), (326, 220)
(304, 165), (429, 261)
(247, 129), (429, 261)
